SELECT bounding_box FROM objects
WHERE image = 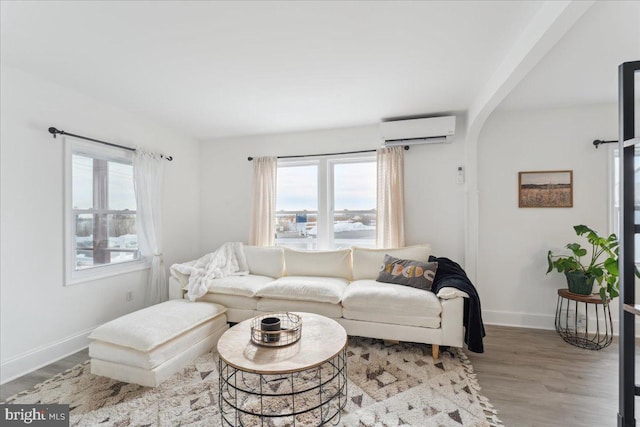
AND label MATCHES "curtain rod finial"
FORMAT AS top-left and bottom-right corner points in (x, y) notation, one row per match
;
(48, 127), (59, 138)
(248, 157), (254, 161)
(403, 145), (410, 151)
